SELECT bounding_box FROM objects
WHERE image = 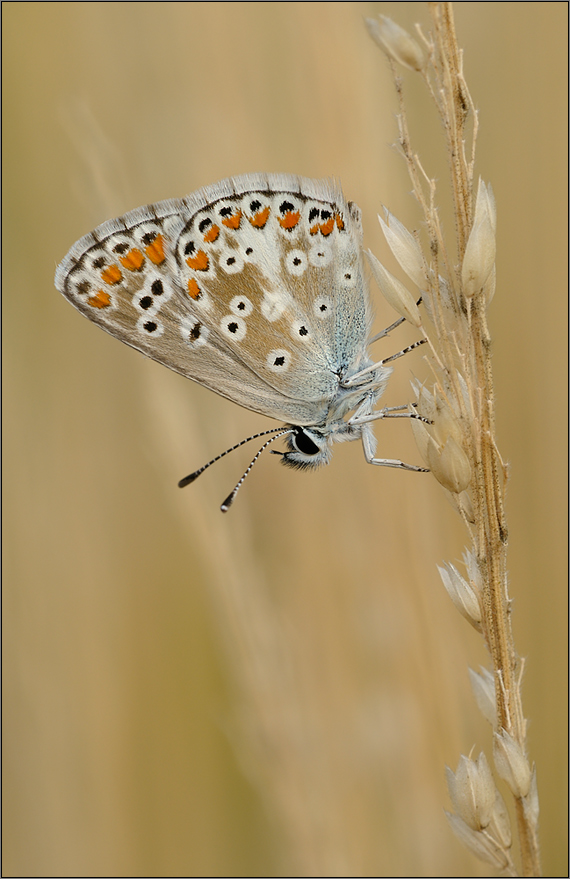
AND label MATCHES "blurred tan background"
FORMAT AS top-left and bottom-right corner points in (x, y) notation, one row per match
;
(3, 3), (567, 876)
